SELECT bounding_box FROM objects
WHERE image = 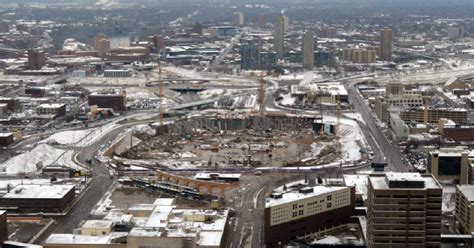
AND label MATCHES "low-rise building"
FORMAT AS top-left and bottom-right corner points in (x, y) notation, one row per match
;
(36, 103), (66, 118)
(81, 220), (114, 236)
(0, 184), (75, 213)
(0, 97), (20, 112)
(88, 90), (126, 111)
(0, 132), (14, 147)
(44, 198), (229, 248)
(455, 185), (474, 235)
(103, 69), (131, 78)
(264, 179), (356, 247)
(439, 119), (474, 142)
